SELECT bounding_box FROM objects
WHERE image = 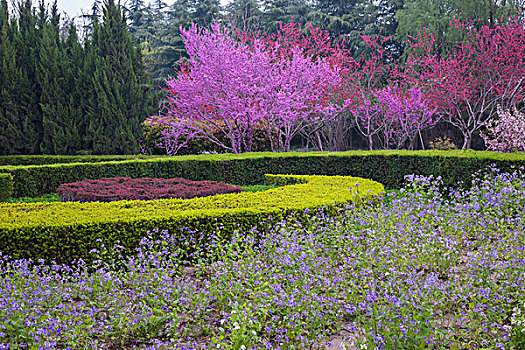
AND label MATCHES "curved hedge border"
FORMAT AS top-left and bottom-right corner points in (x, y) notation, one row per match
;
(0, 174), (384, 265)
(1, 150), (525, 199)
